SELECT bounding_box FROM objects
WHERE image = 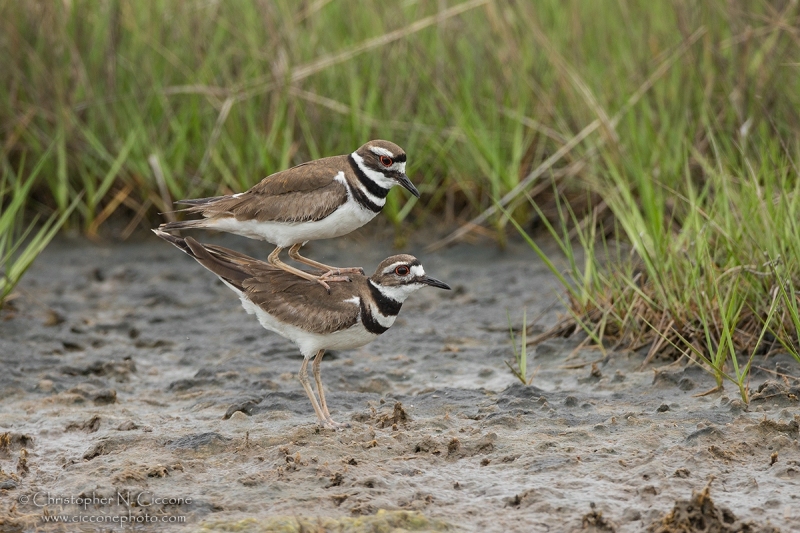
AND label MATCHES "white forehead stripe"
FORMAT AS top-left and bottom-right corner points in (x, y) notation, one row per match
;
(392, 162), (406, 174)
(381, 262), (425, 277)
(369, 146), (394, 157)
(382, 261), (406, 275)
